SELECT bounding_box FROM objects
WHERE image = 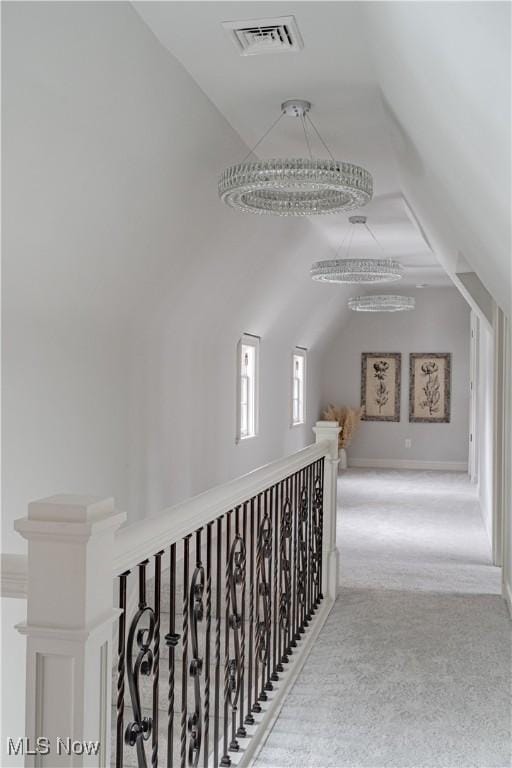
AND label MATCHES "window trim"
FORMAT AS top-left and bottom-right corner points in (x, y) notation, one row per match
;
(236, 333), (260, 443)
(291, 346), (307, 427)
